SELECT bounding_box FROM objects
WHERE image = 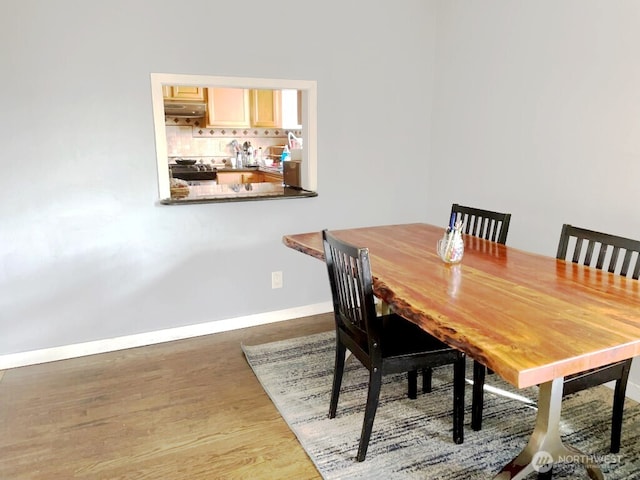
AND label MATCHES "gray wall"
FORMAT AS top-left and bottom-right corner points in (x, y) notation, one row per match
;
(427, 1), (640, 247)
(1, 1), (638, 395)
(427, 1), (640, 394)
(0, 0), (435, 354)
